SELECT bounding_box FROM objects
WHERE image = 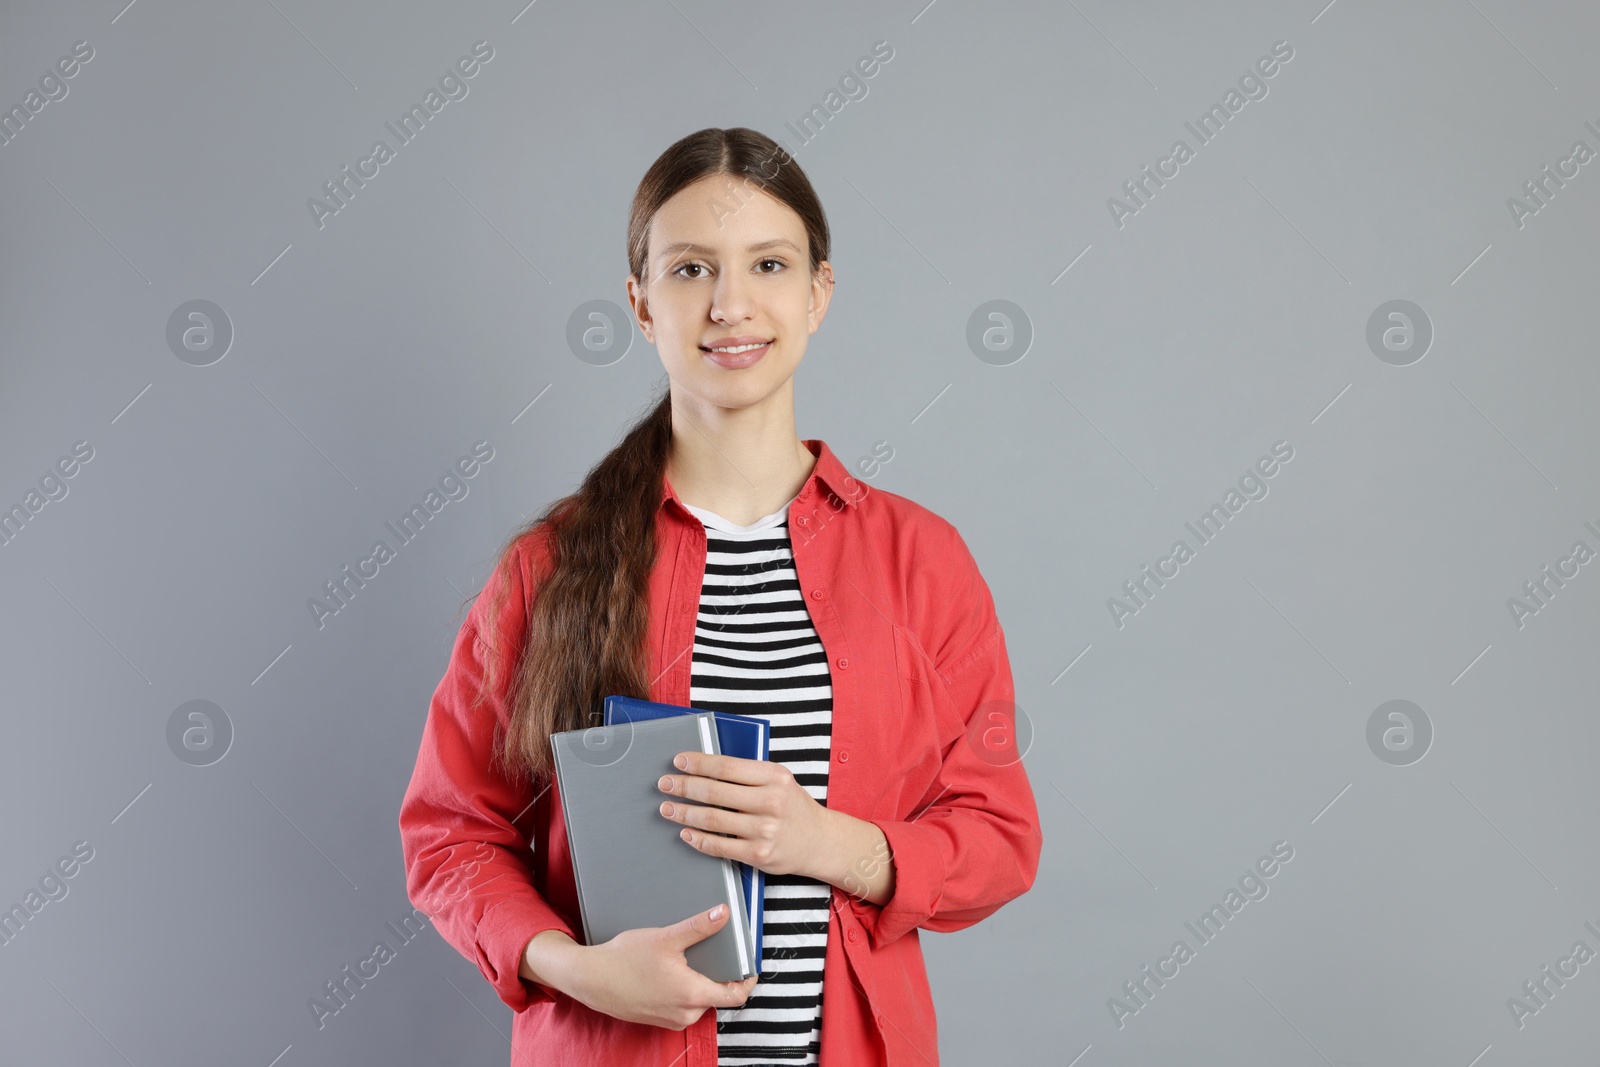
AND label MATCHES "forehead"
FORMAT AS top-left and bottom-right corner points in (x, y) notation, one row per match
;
(649, 175), (806, 259)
